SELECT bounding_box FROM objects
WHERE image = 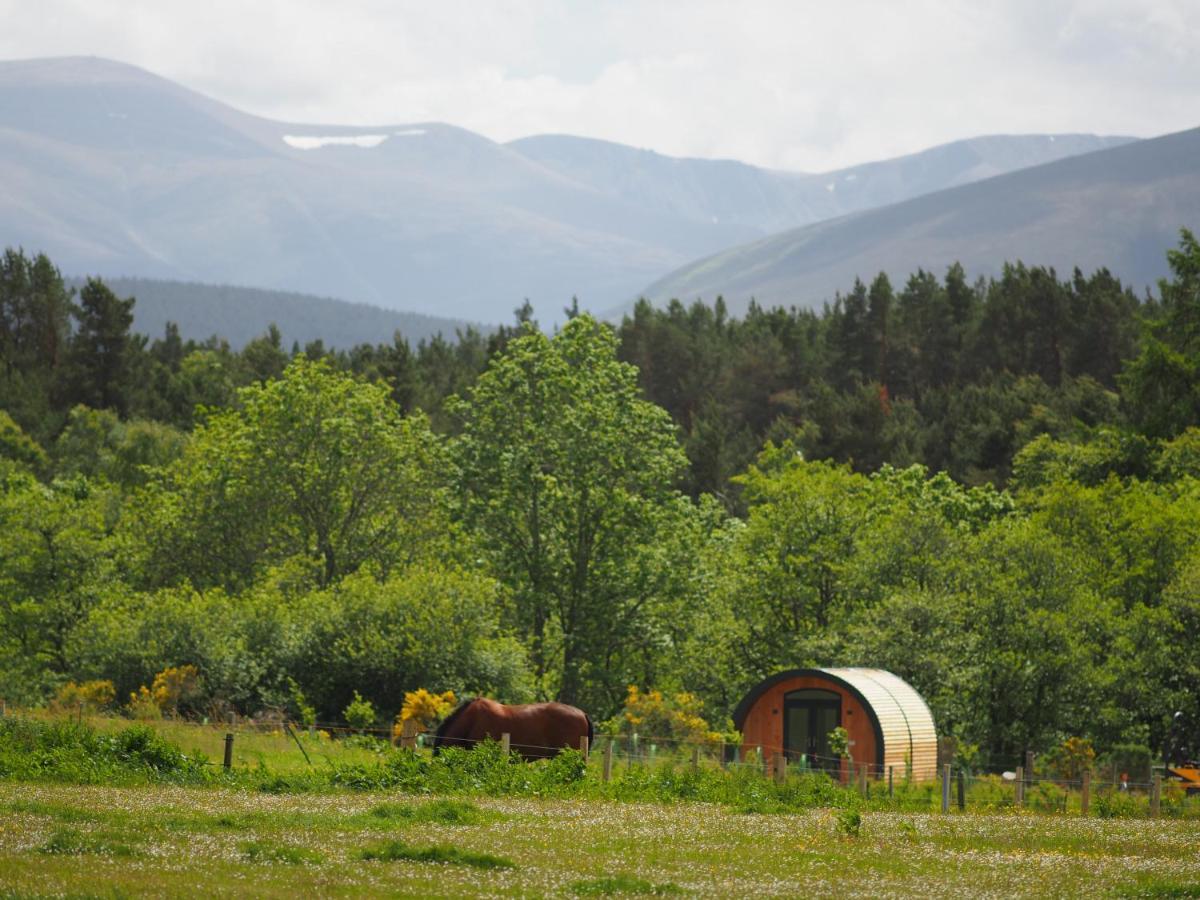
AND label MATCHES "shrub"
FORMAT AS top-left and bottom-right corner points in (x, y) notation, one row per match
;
(1094, 788), (1144, 819)
(394, 688), (457, 740)
(836, 806), (862, 837)
(344, 691), (376, 733)
(827, 726), (850, 761)
(1041, 736), (1096, 781)
(1027, 780), (1068, 813)
(0, 718), (209, 785)
(616, 686), (725, 745)
(53, 680), (116, 713)
(127, 665), (202, 719)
